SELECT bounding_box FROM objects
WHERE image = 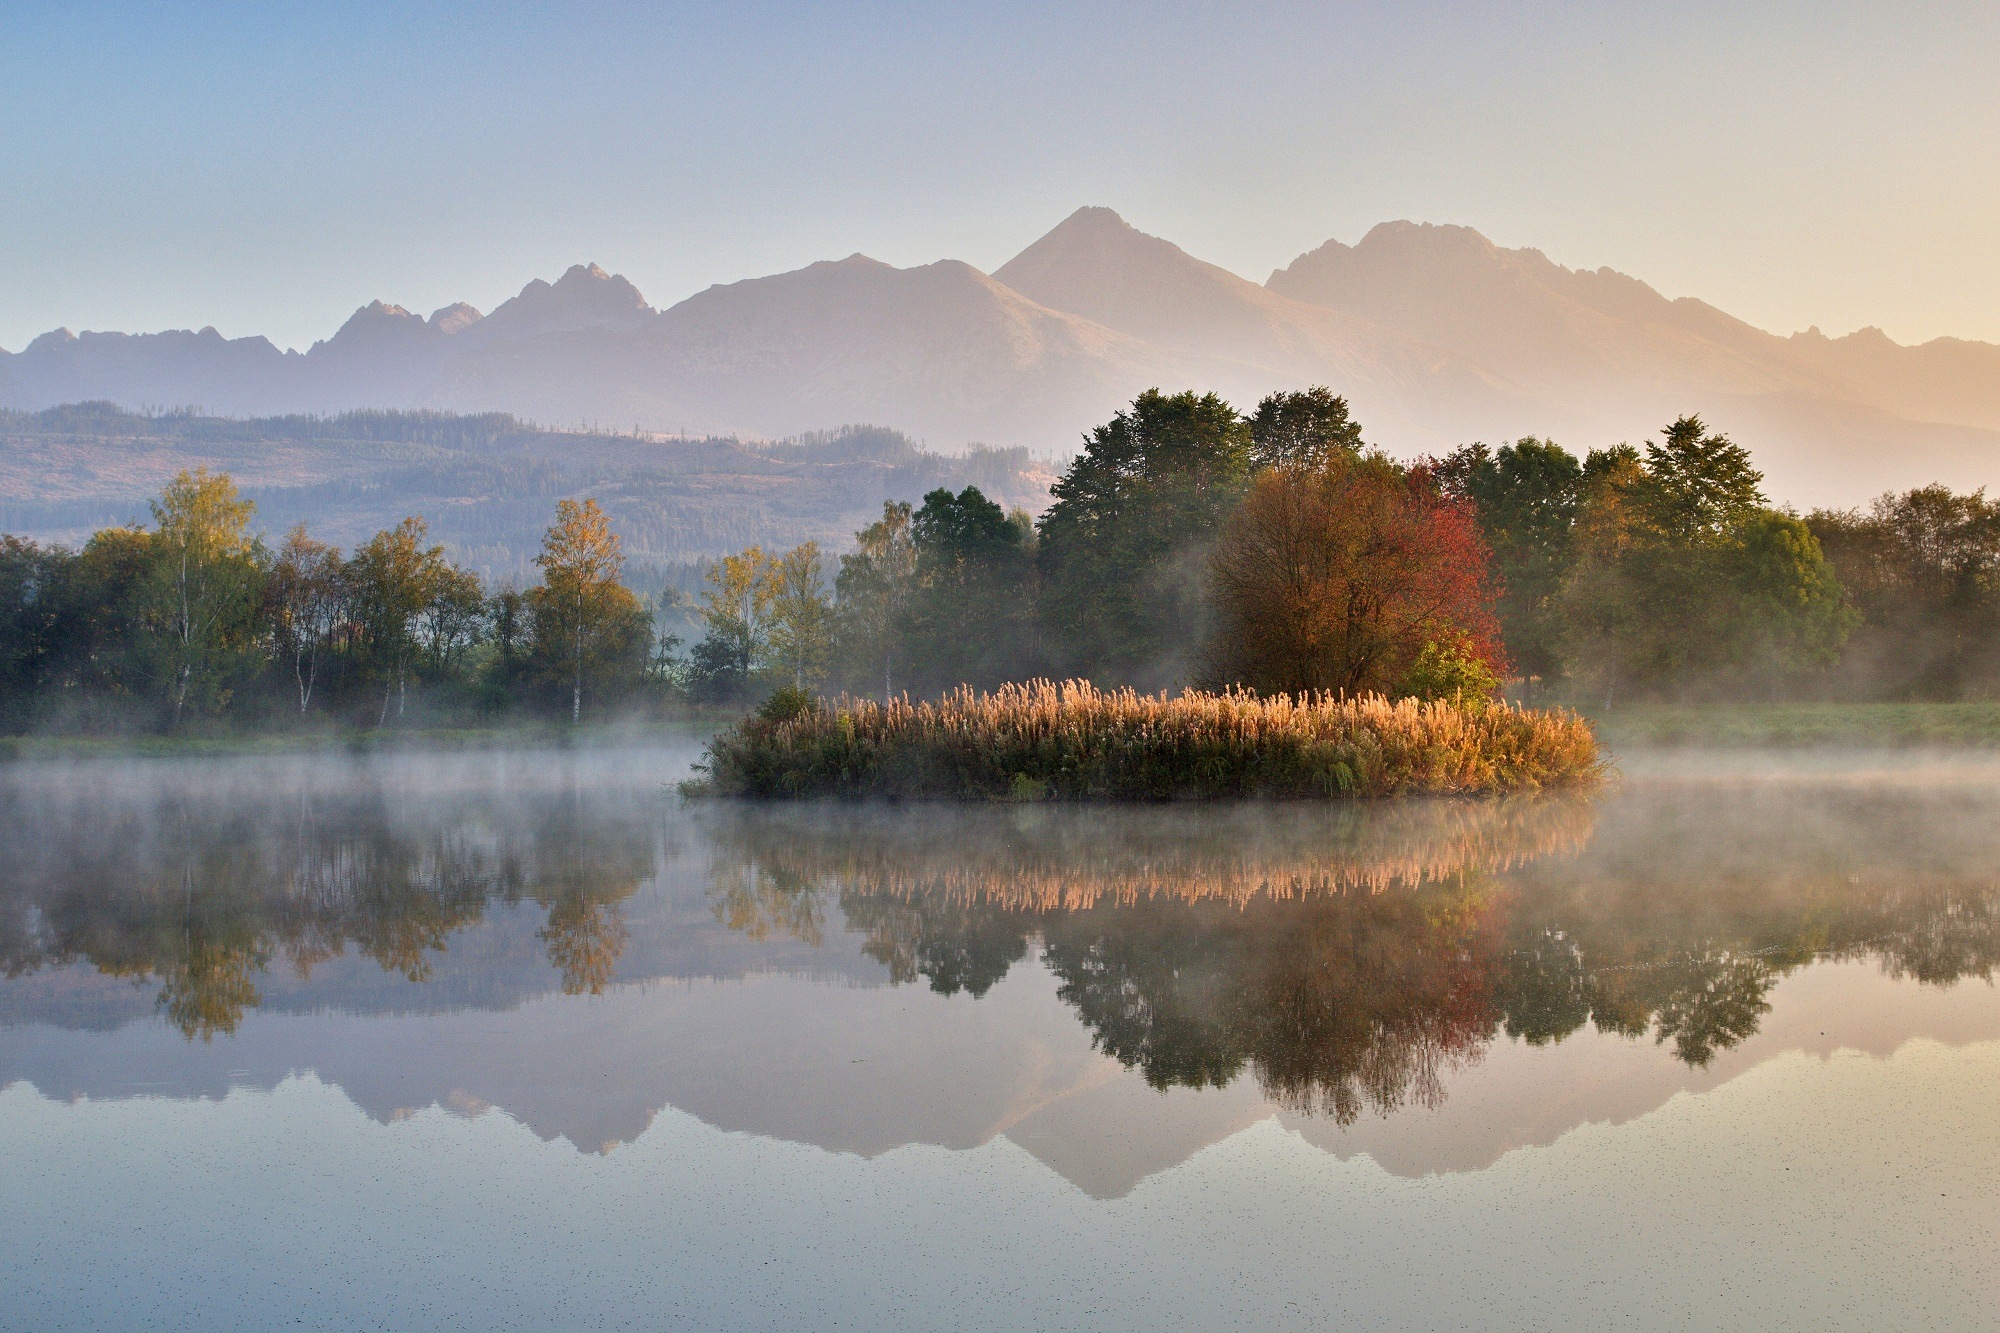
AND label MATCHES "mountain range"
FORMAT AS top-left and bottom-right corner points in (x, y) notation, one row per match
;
(8, 207), (1999, 507)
